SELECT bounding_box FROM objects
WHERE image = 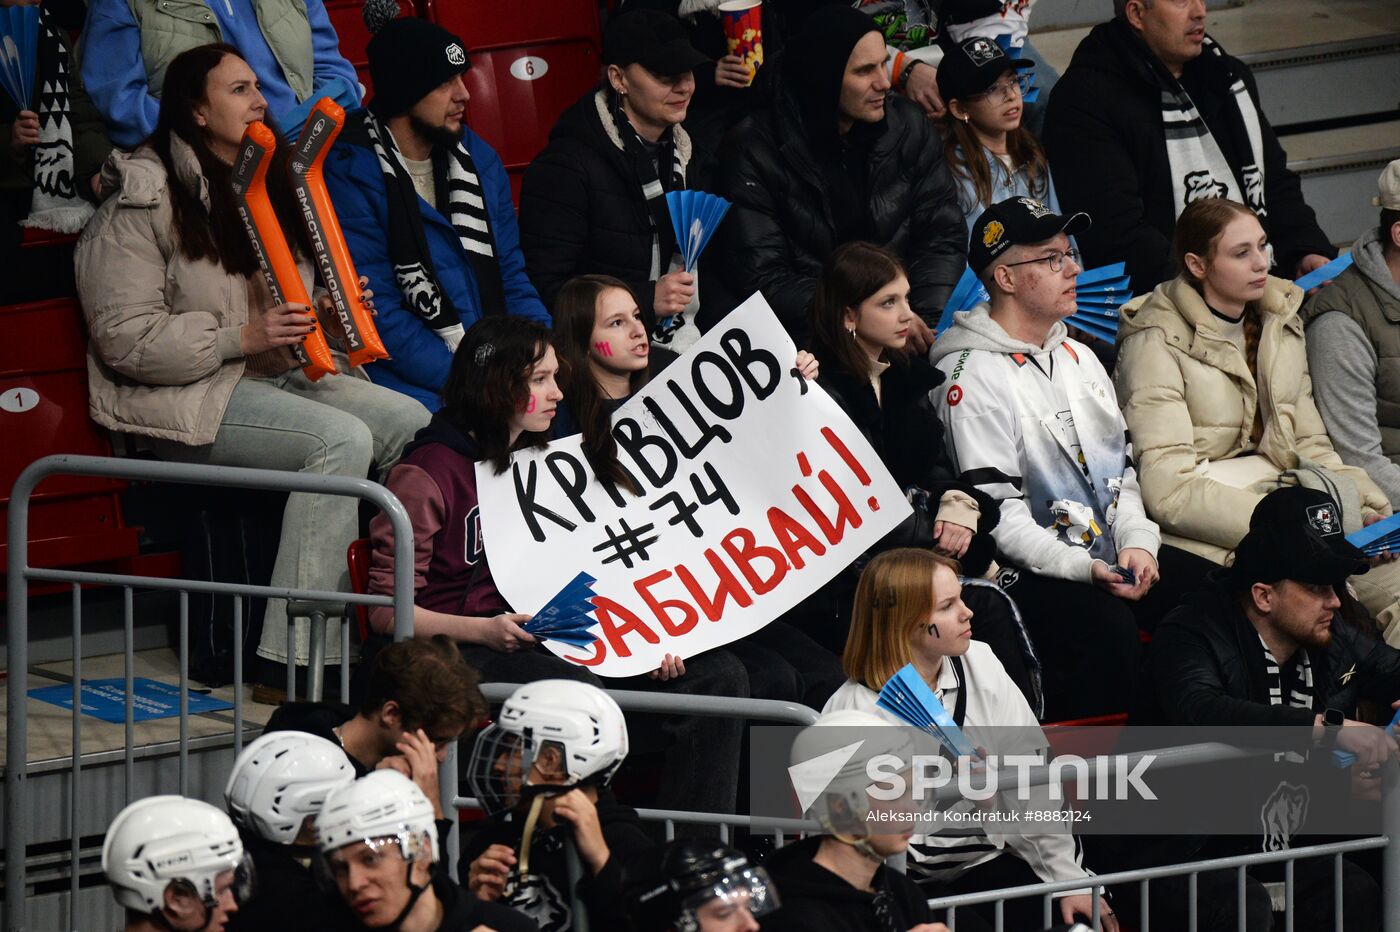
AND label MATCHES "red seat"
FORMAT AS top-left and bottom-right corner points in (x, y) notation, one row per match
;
(0, 299), (140, 571)
(424, 0), (602, 205)
(347, 536), (372, 641)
